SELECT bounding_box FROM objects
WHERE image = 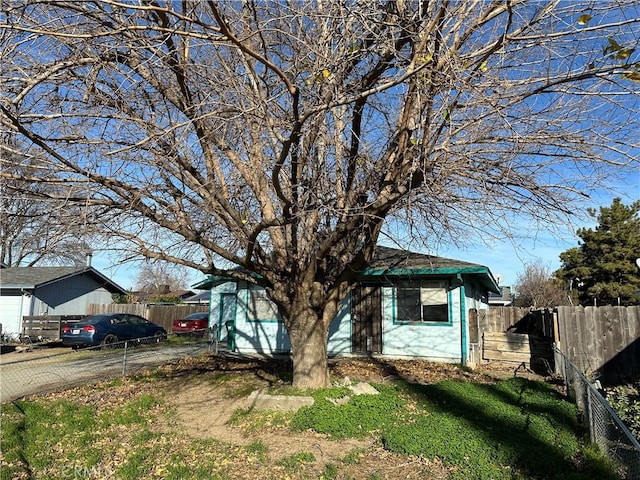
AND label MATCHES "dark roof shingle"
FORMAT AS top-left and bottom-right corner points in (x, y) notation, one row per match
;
(0, 266), (126, 294)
